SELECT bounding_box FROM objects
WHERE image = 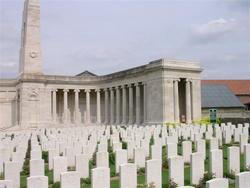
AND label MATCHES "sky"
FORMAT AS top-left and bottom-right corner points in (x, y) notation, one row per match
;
(0, 0), (249, 79)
